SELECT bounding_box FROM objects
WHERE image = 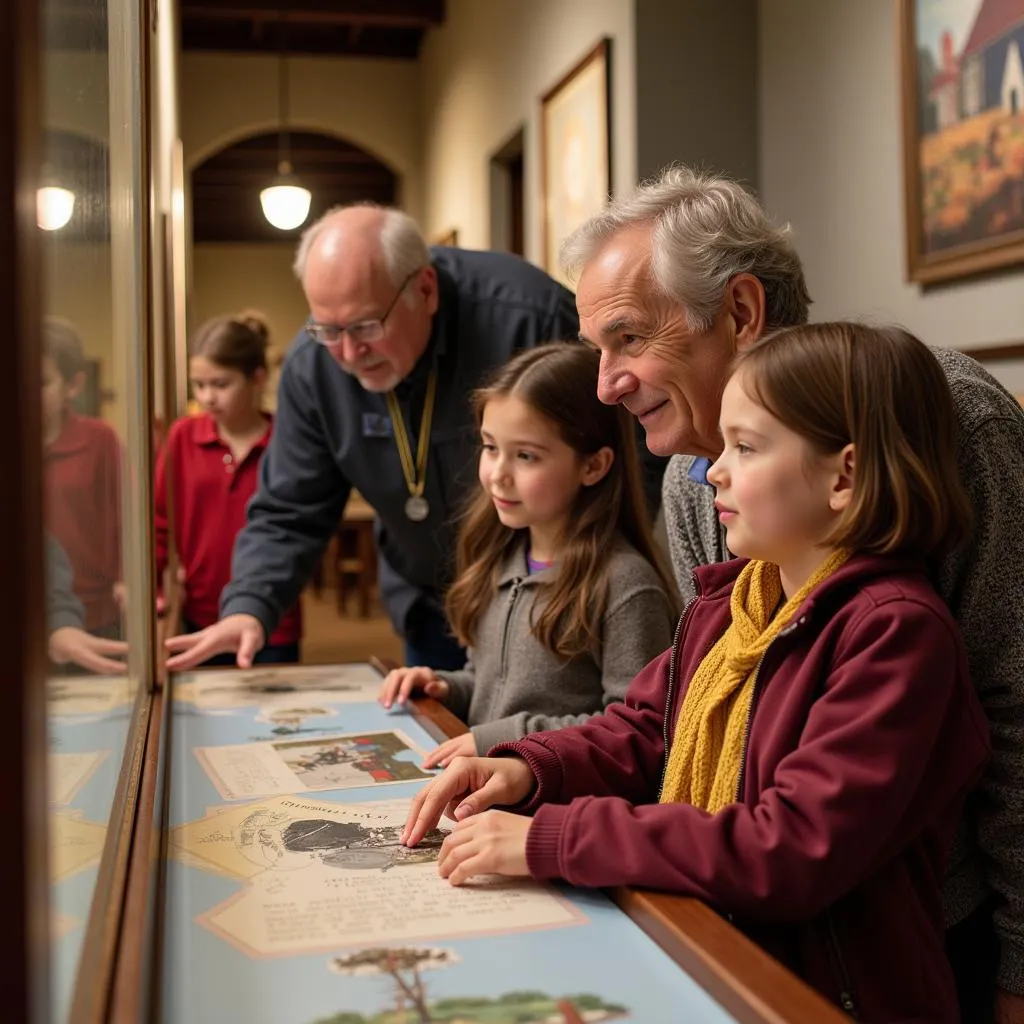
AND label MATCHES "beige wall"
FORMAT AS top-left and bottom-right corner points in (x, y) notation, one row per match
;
(760, 0), (1024, 393)
(190, 244), (309, 411)
(636, 0), (759, 188)
(180, 52), (423, 216)
(418, 0), (636, 264)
